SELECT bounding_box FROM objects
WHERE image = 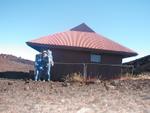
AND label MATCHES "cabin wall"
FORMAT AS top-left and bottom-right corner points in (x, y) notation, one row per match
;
(51, 49), (122, 64)
(50, 49), (123, 80)
(51, 49), (90, 63)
